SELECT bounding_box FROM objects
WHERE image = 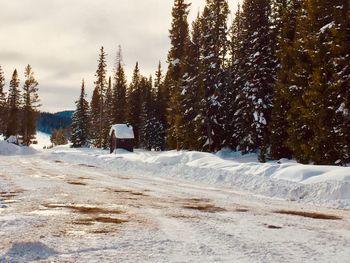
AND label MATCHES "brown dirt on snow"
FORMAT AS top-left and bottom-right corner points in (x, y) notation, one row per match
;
(274, 210), (342, 220)
(43, 204), (124, 215)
